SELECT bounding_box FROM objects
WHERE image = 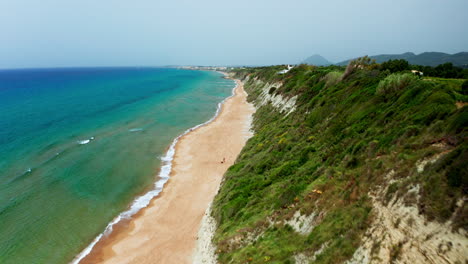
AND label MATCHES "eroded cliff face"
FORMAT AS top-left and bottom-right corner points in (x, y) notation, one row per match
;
(209, 66), (467, 264)
(239, 75), (298, 115)
(193, 203), (218, 264)
(255, 80), (297, 116)
(348, 165), (467, 264)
